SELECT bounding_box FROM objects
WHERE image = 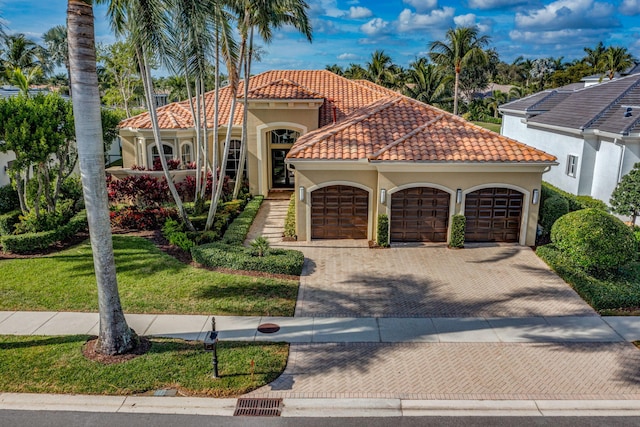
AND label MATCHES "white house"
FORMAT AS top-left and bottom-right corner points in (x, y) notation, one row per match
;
(500, 73), (640, 205)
